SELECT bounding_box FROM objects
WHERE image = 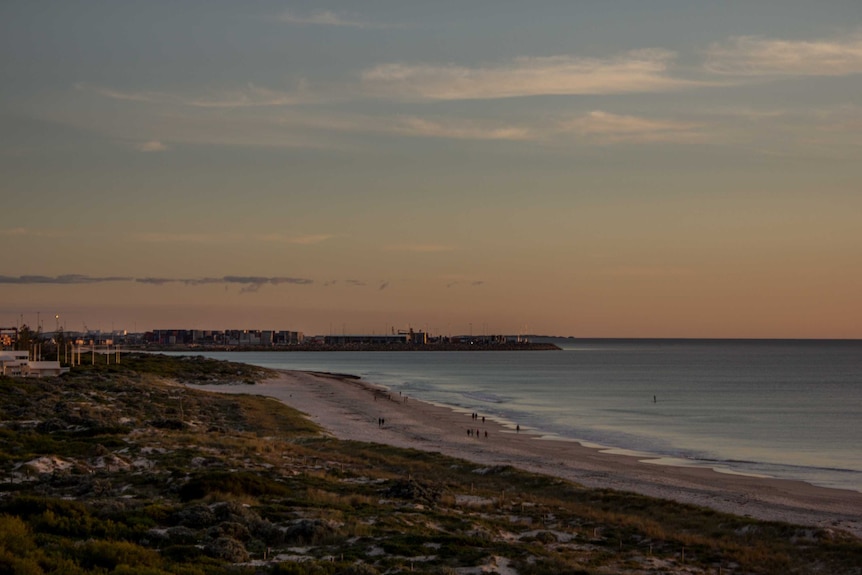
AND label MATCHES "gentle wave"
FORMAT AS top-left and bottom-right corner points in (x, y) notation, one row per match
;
(170, 341), (862, 493)
(461, 391), (507, 404)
